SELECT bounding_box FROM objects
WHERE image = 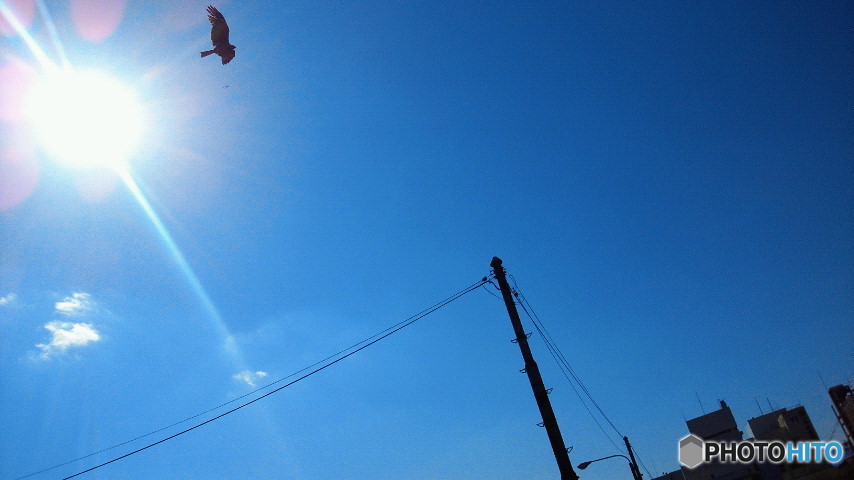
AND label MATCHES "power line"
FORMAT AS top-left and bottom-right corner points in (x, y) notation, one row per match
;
(519, 291), (624, 435)
(519, 296), (624, 452)
(508, 275), (624, 435)
(516, 289), (654, 478)
(18, 279), (487, 480)
(519, 289), (653, 479)
(479, 279), (503, 301)
(827, 419), (839, 441)
(508, 275), (653, 478)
